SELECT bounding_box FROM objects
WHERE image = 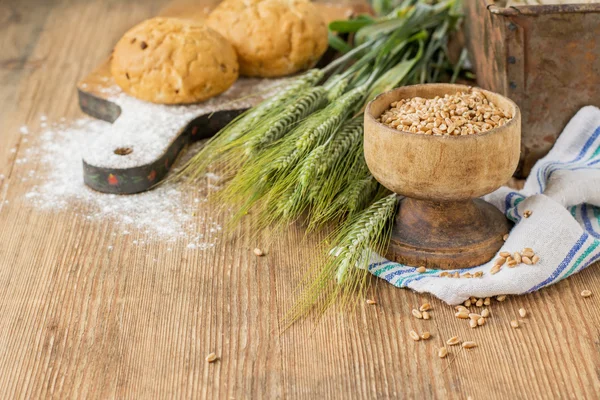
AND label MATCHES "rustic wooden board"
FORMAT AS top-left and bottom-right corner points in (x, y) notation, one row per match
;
(77, 0), (372, 194)
(1, 1), (600, 399)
